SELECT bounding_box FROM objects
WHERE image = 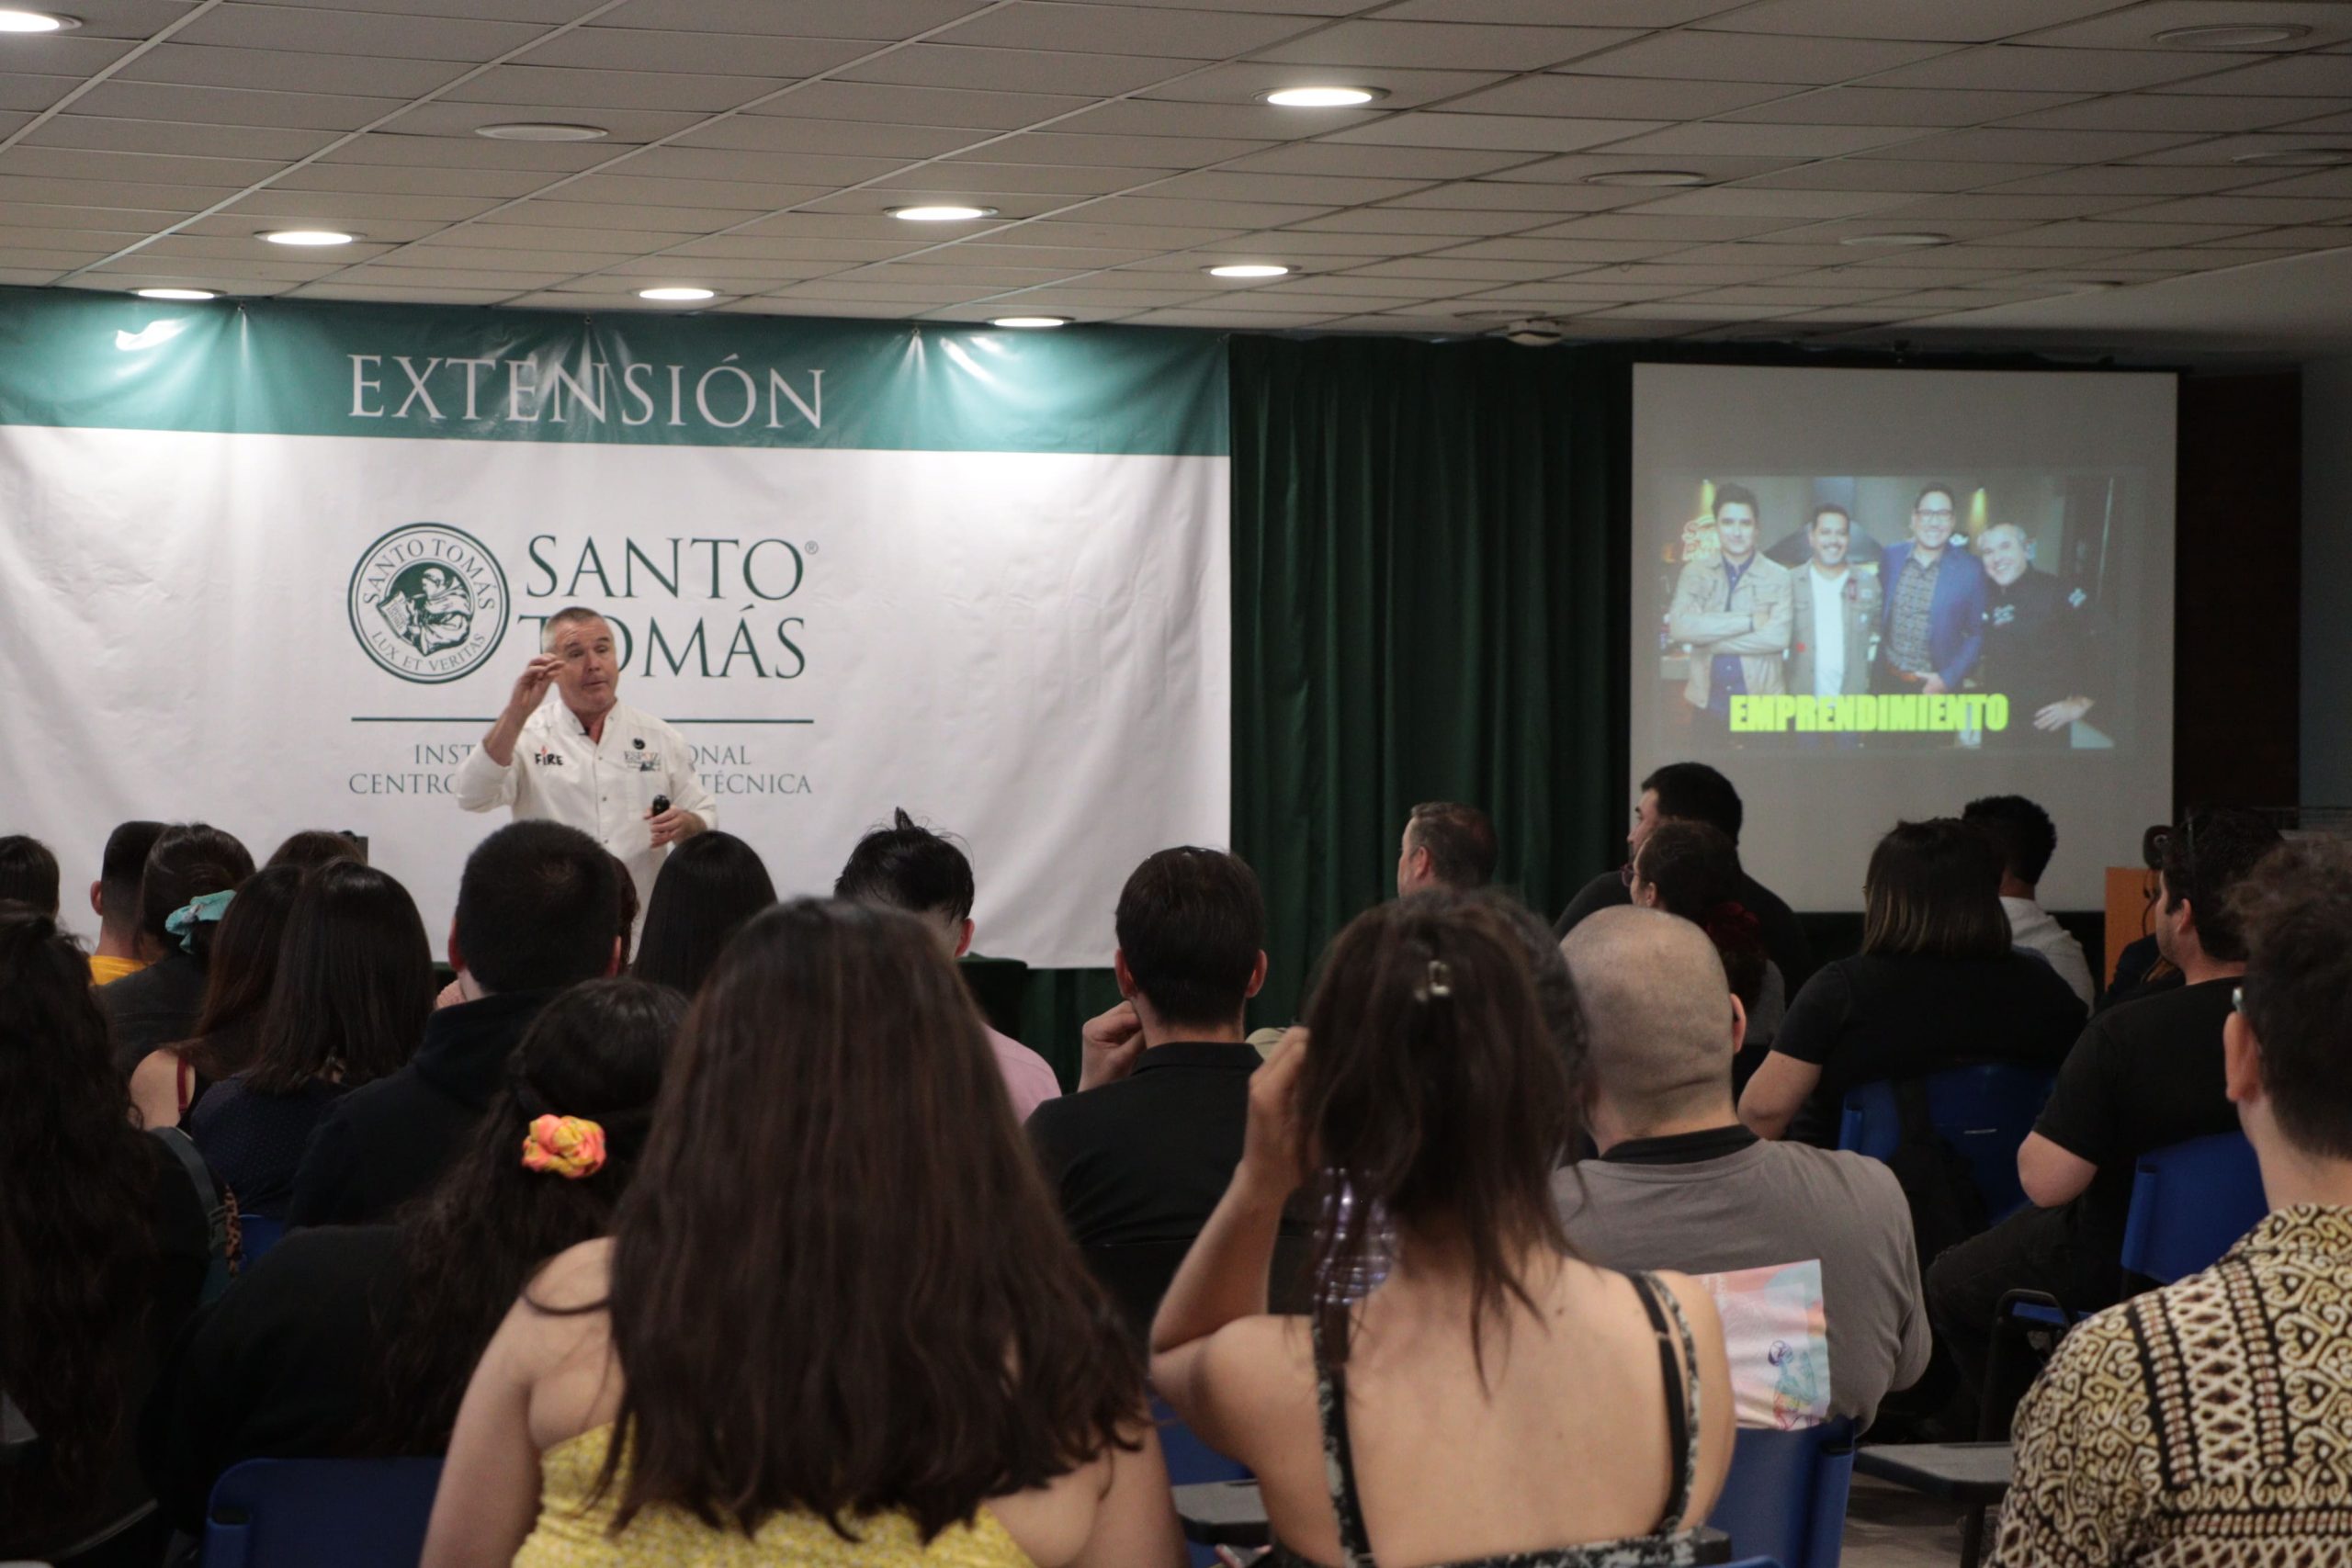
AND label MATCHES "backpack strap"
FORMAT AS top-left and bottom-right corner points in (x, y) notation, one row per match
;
(148, 1126), (234, 1304)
